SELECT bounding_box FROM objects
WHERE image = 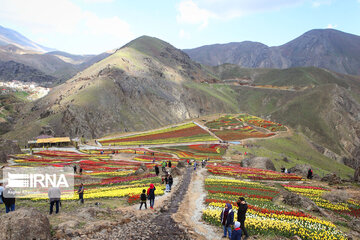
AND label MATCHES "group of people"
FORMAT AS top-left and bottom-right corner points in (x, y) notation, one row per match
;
(139, 183), (156, 210)
(220, 197), (249, 240)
